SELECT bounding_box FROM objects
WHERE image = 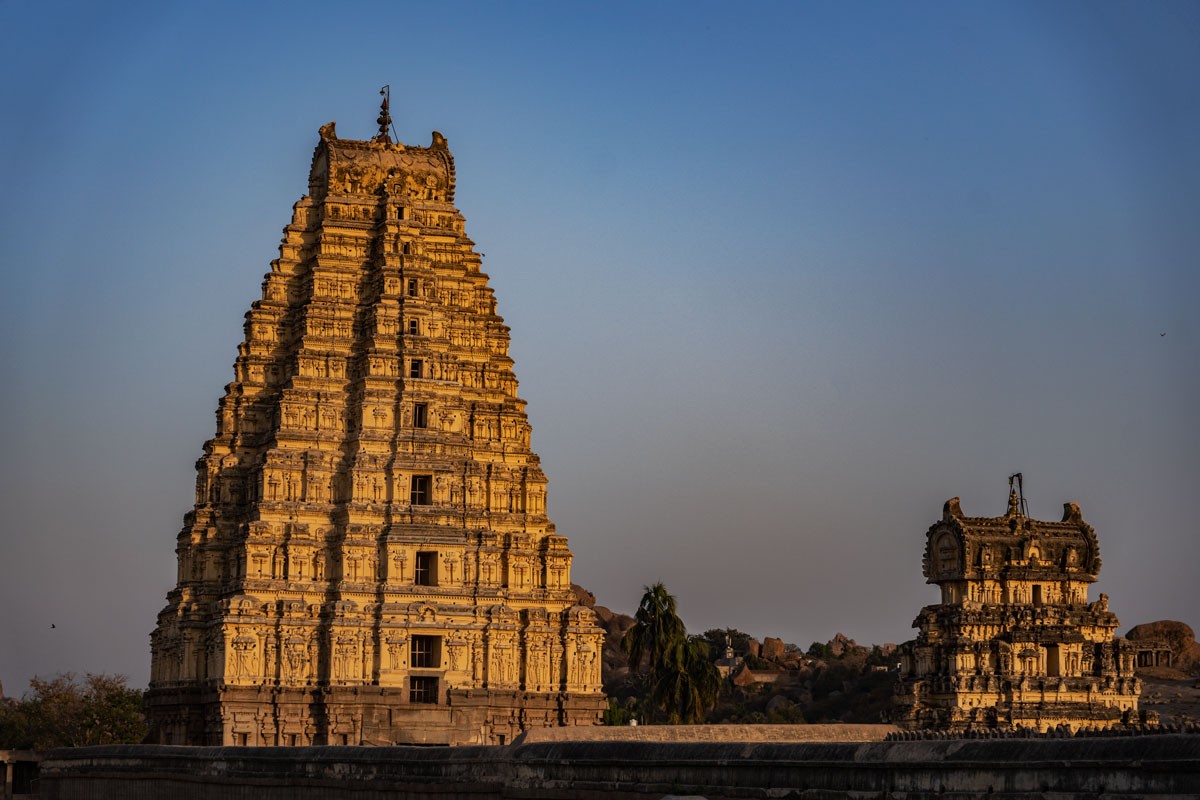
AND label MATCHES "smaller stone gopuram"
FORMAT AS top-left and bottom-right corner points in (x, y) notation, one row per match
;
(891, 479), (1141, 731)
